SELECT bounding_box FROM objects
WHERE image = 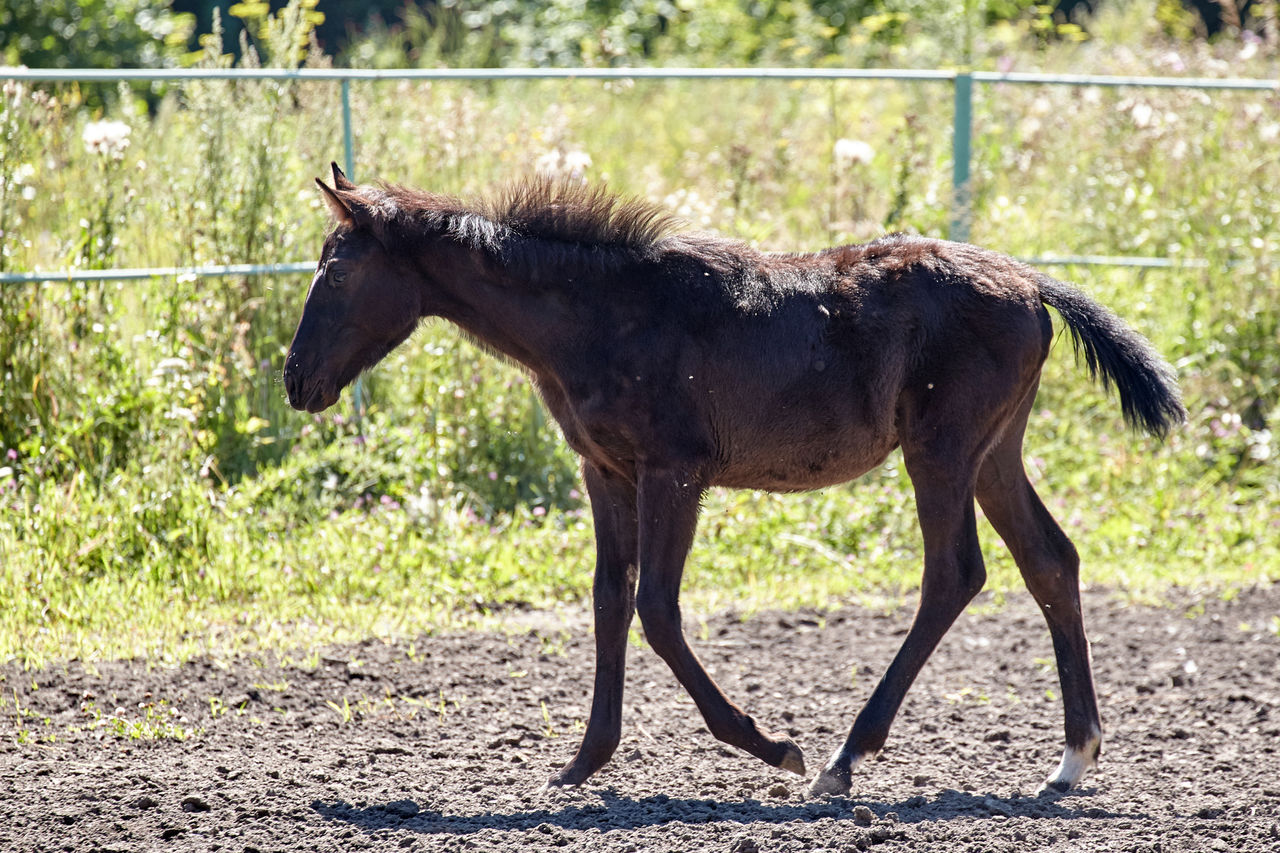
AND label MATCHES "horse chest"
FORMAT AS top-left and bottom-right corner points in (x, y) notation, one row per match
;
(539, 378), (653, 469)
